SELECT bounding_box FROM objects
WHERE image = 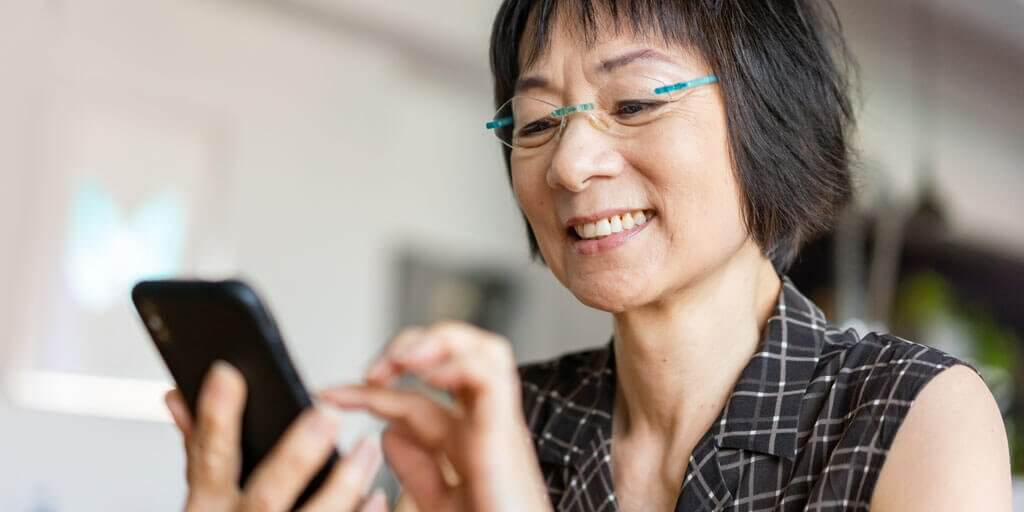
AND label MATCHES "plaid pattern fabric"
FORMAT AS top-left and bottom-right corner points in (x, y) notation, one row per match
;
(519, 277), (976, 511)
